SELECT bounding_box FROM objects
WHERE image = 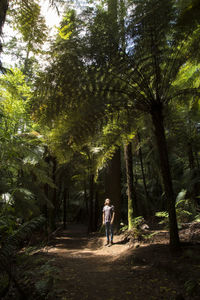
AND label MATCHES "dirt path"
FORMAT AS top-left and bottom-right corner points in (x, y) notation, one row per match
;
(45, 224), (135, 300)
(43, 224), (199, 300)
